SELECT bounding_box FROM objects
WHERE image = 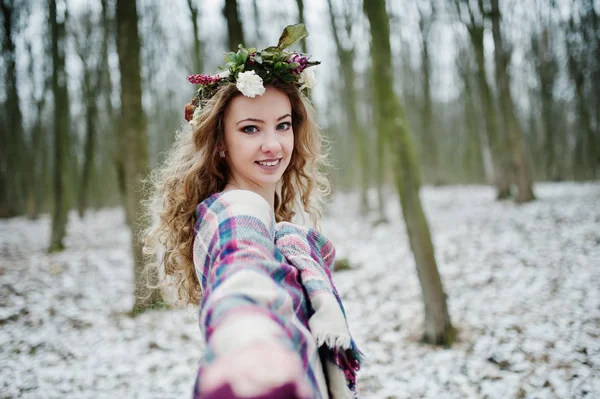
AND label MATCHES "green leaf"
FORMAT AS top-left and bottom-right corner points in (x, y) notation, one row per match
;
(276, 24), (308, 50)
(237, 47), (249, 64)
(224, 51), (236, 63)
(281, 73), (297, 83)
(255, 69), (268, 79)
(253, 53), (263, 64)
